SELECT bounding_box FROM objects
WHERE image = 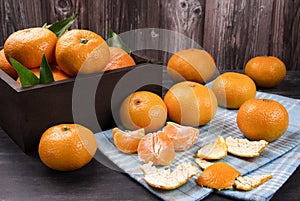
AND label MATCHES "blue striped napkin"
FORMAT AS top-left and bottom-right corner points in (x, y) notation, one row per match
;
(95, 92), (300, 201)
